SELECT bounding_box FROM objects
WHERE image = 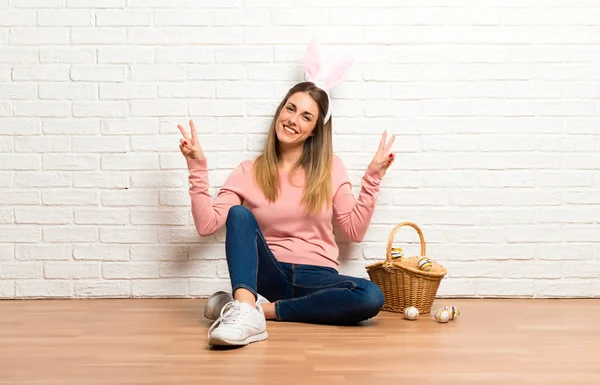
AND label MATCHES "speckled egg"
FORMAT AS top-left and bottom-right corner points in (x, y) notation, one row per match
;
(433, 308), (450, 323)
(403, 306), (419, 320)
